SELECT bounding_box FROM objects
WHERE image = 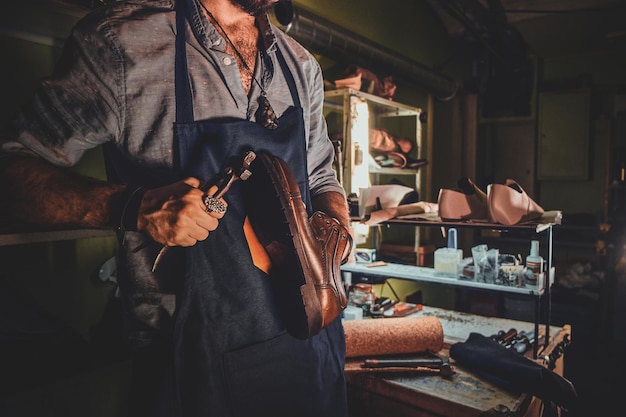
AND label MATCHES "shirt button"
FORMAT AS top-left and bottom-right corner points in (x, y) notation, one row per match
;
(223, 57), (232, 65)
